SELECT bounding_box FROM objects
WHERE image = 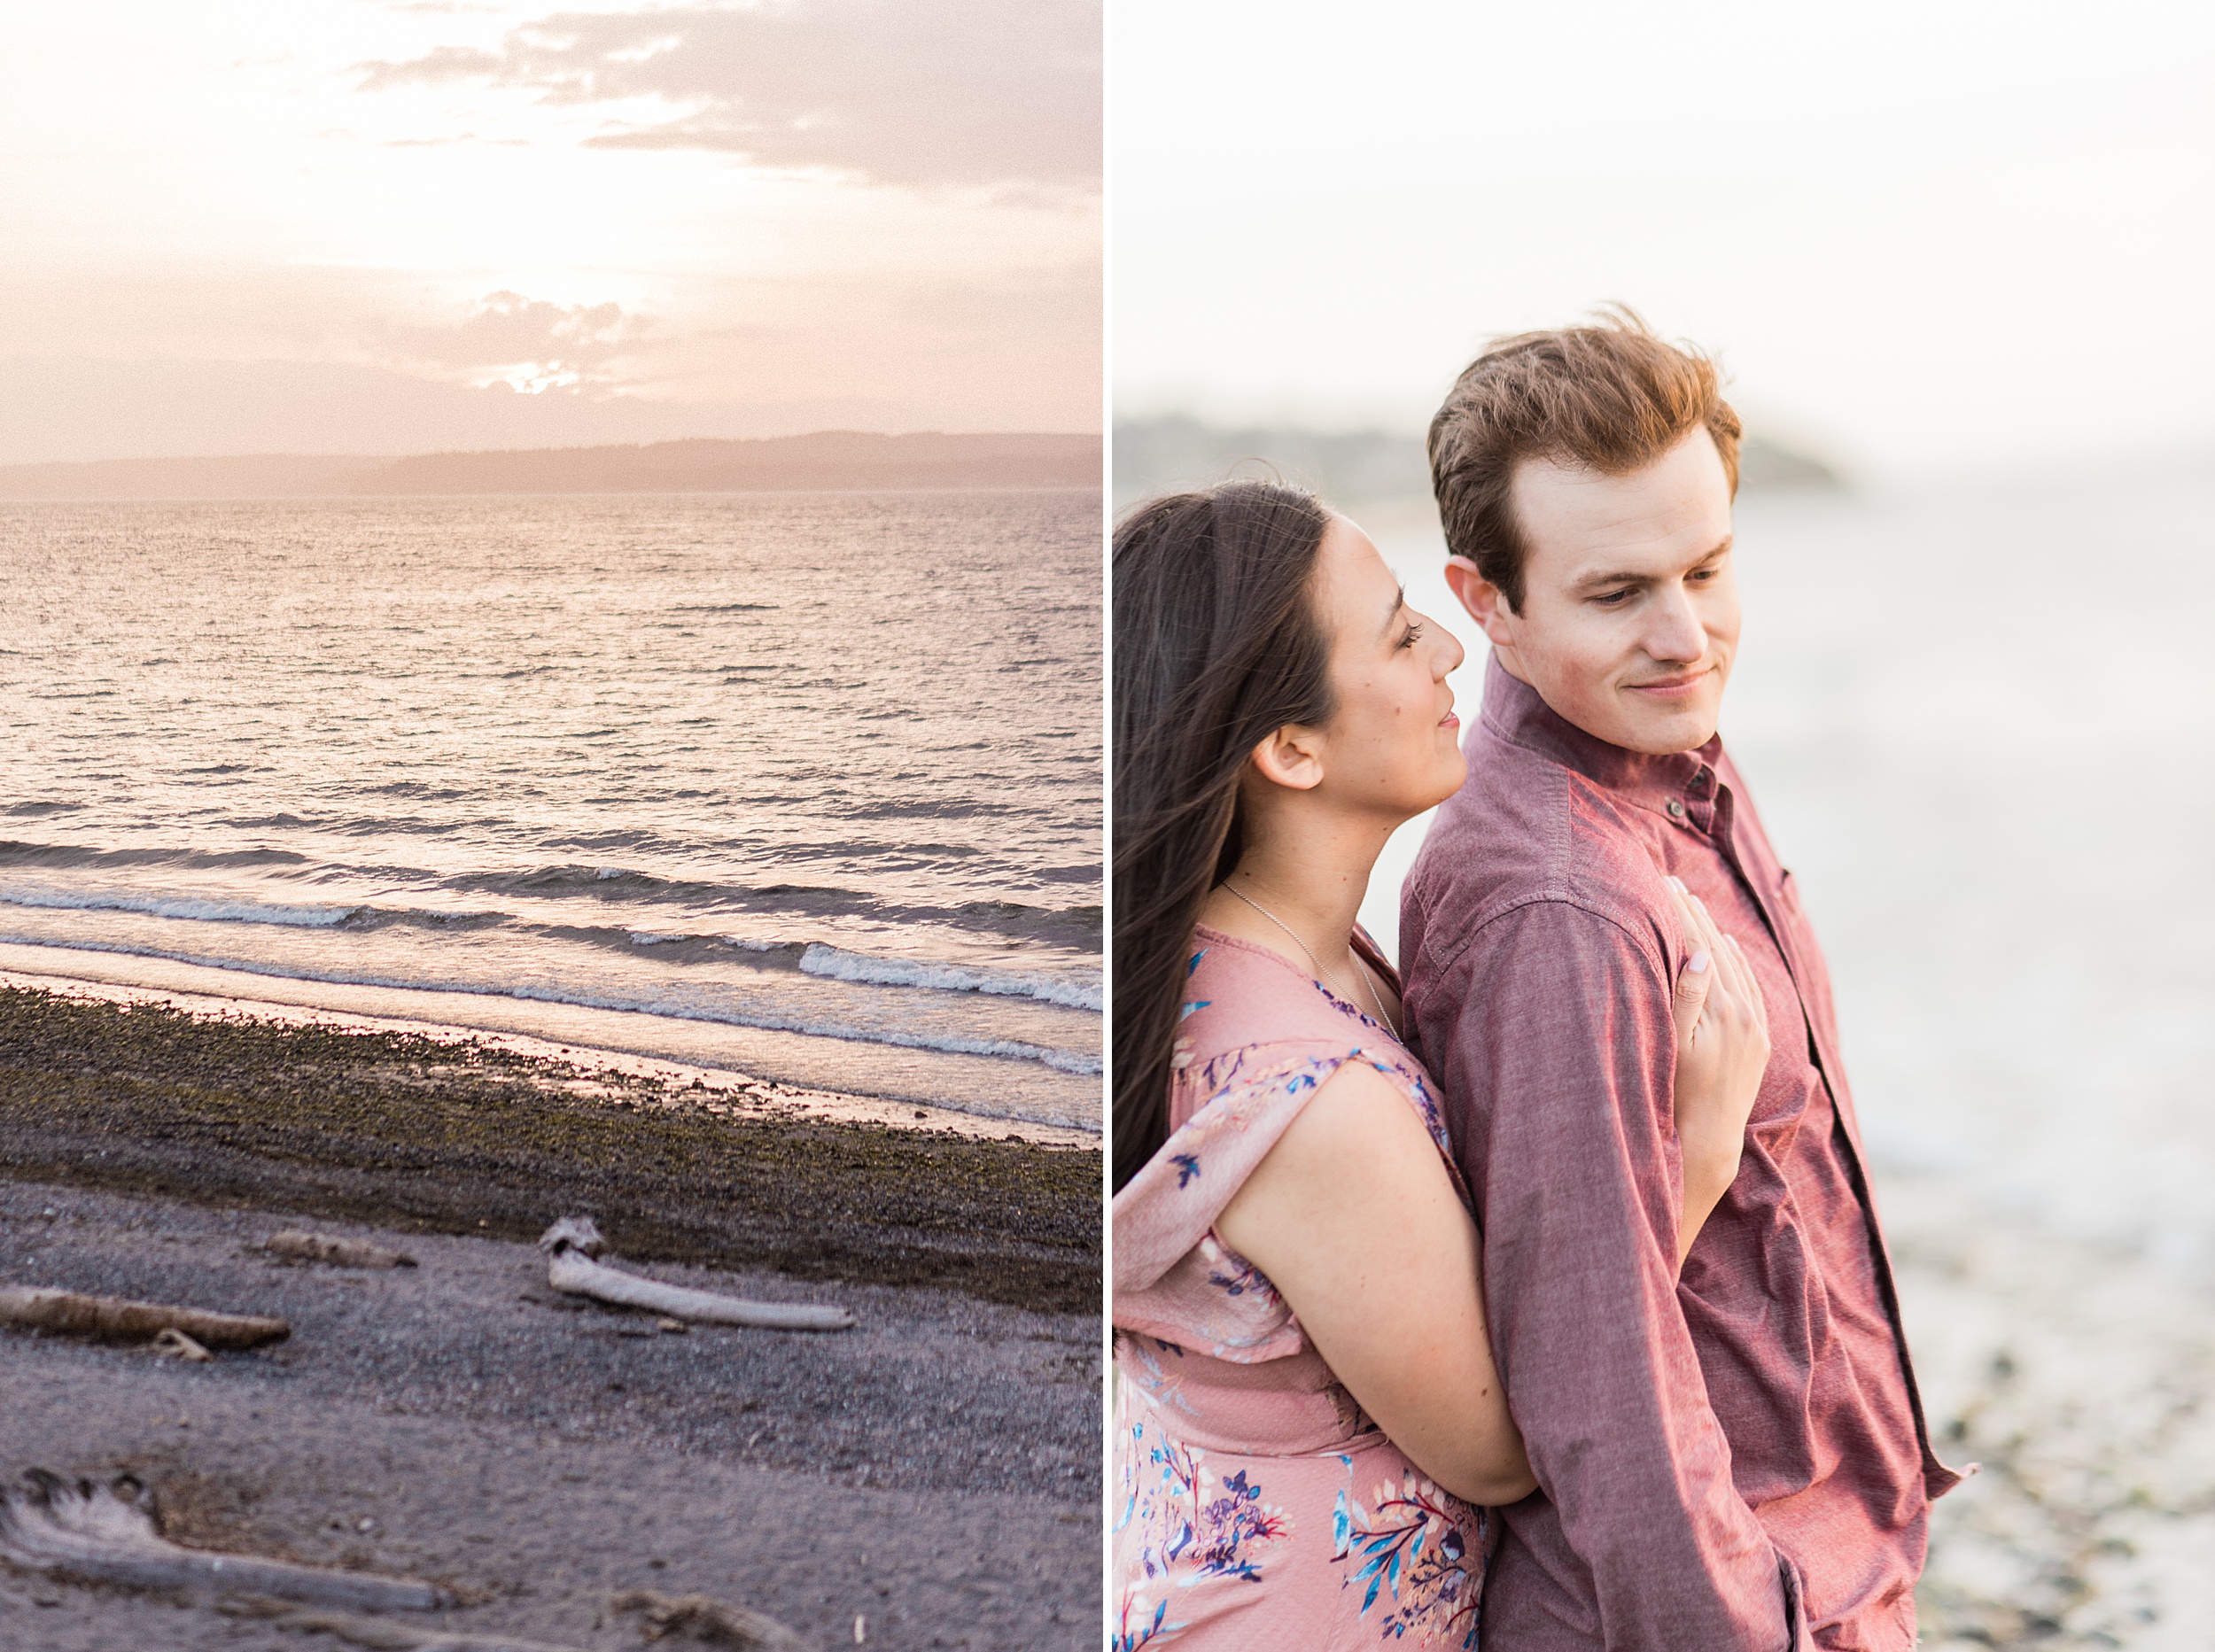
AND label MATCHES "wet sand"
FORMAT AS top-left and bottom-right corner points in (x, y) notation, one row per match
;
(0, 982), (1099, 1314)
